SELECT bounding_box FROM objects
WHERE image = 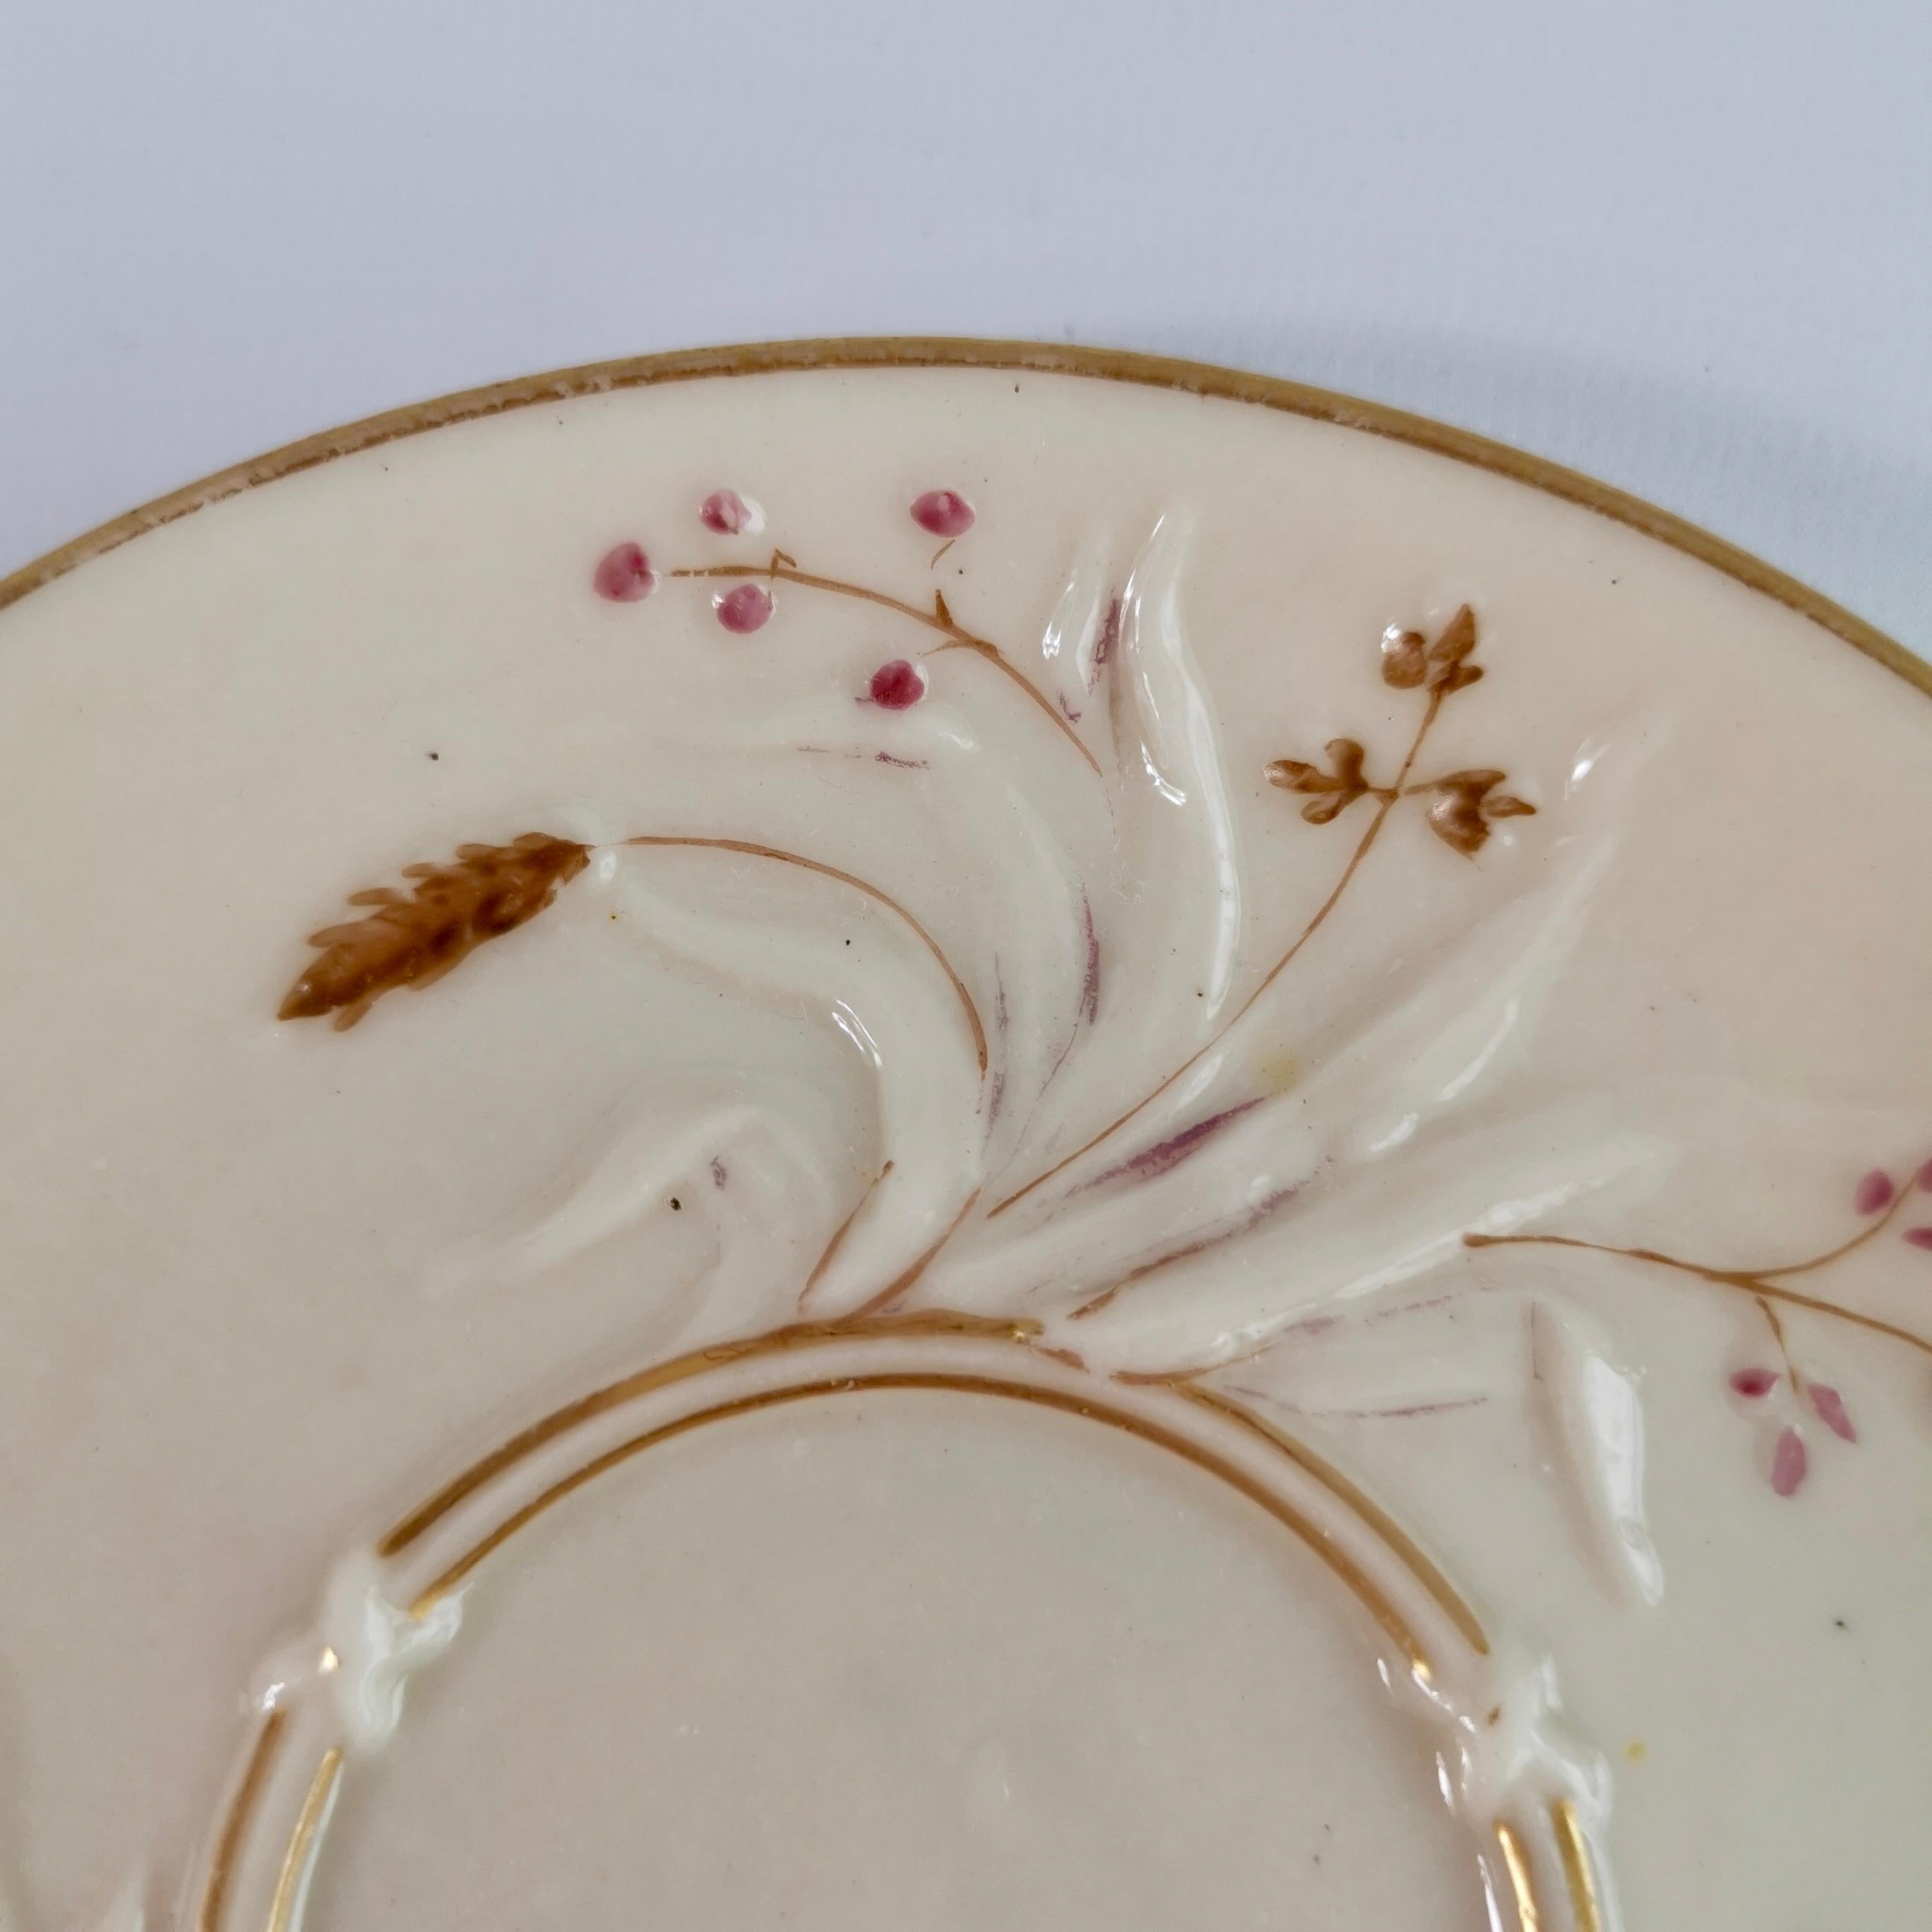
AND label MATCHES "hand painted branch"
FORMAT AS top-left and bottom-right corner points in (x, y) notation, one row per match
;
(662, 552), (1102, 779)
(1462, 1165), (1932, 1360)
(1467, 1158), (1932, 1496)
(988, 606), (1517, 1218)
